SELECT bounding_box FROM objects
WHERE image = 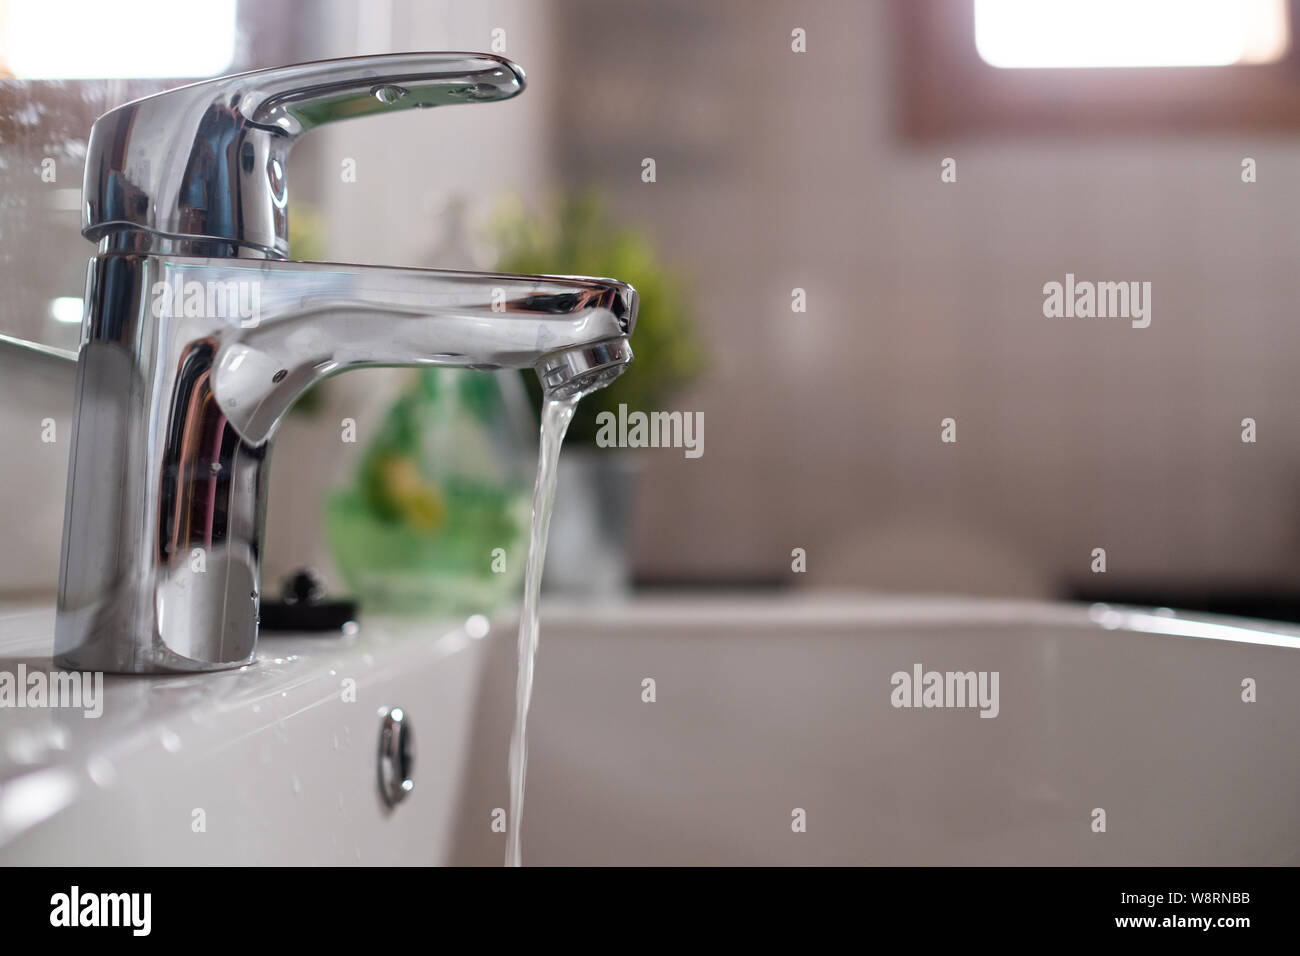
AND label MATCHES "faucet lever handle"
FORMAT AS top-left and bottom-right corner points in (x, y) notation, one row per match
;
(82, 53), (525, 258)
(242, 53), (526, 135)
